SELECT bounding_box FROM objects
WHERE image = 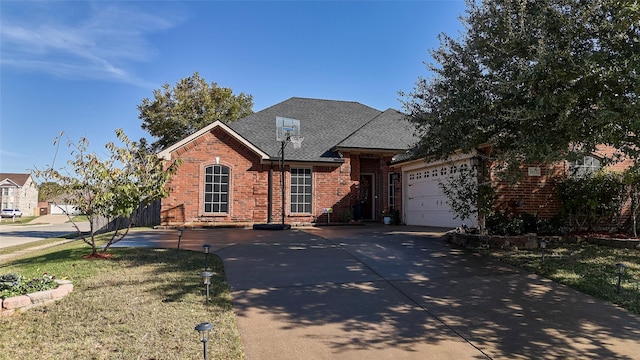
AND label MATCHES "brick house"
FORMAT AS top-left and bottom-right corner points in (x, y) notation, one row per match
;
(158, 97), (418, 227)
(392, 144), (635, 228)
(0, 173), (38, 216)
(159, 96), (635, 229)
